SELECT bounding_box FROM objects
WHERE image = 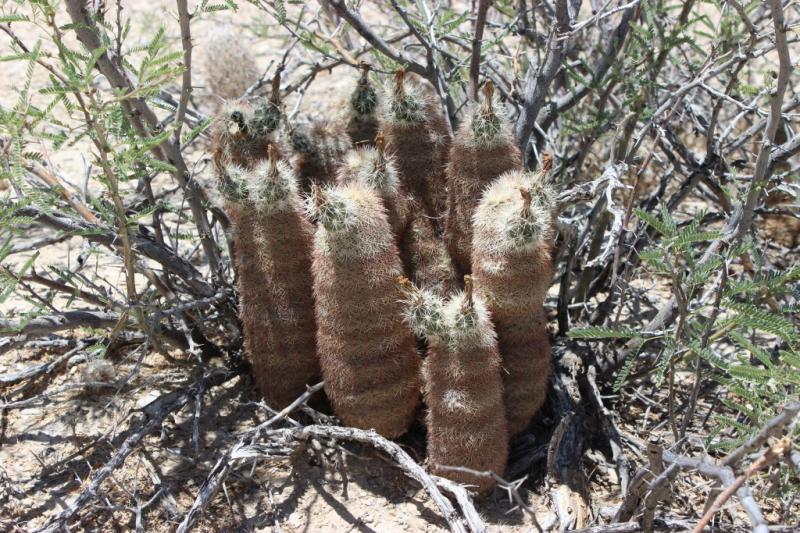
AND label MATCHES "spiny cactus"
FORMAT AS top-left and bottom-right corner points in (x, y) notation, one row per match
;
(220, 146), (319, 408)
(380, 69), (451, 230)
(290, 121), (352, 193)
(212, 83), (284, 170)
(203, 25), (259, 102)
(308, 182), (420, 438)
(471, 165), (555, 435)
(445, 80), (523, 278)
(403, 276), (508, 493)
(251, 73), (284, 138)
(335, 133), (407, 238)
(346, 62), (380, 147)
(400, 199), (457, 295)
